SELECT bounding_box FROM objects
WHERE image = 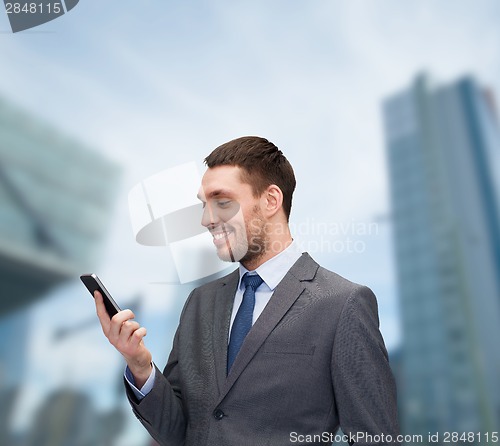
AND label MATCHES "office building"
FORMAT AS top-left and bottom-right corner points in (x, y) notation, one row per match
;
(0, 95), (121, 443)
(383, 74), (500, 440)
(0, 96), (121, 315)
